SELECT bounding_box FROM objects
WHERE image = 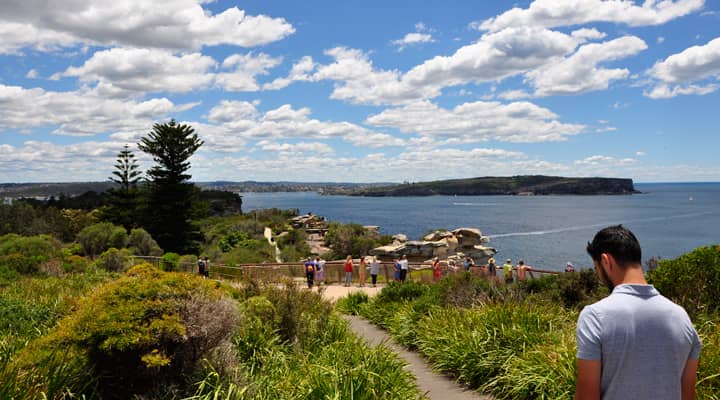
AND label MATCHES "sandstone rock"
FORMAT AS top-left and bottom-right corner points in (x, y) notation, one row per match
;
(423, 230), (454, 241)
(392, 233), (408, 243)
